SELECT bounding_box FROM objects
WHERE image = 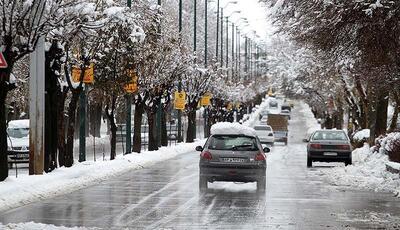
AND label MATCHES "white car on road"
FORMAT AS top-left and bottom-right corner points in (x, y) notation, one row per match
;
(254, 125), (274, 145)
